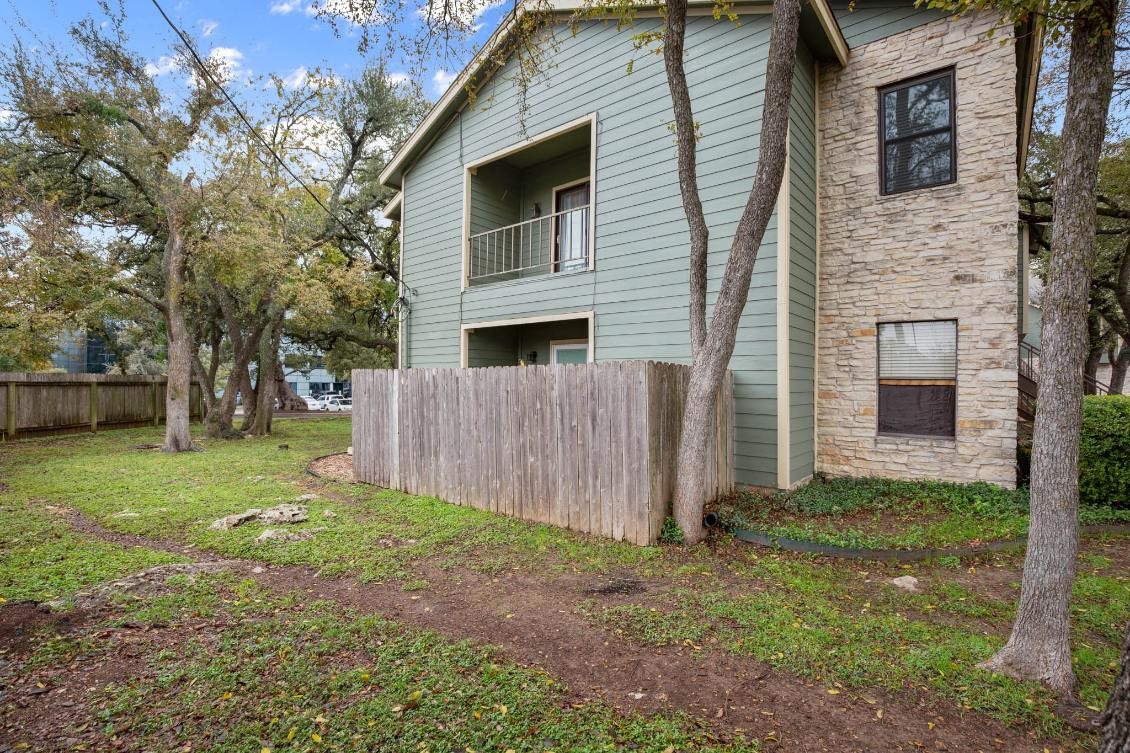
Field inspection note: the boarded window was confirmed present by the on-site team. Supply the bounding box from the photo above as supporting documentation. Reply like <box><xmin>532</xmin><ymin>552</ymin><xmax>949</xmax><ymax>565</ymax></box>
<box><xmin>878</xmin><ymin>320</ymin><xmax>957</xmax><ymax>437</ymax></box>
<box><xmin>880</xmin><ymin>70</ymin><xmax>956</xmax><ymax>194</ymax></box>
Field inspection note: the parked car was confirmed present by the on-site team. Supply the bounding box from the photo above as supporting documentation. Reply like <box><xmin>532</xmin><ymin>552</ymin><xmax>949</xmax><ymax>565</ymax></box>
<box><xmin>321</xmin><ymin>396</ymin><xmax>352</xmax><ymax>412</ymax></box>
<box><xmin>302</xmin><ymin>396</ymin><xmax>322</xmax><ymax>410</ymax></box>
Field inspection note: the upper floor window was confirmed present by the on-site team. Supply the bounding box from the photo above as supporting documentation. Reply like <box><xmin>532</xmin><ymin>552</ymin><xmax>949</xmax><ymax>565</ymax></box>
<box><xmin>879</xmin><ymin>69</ymin><xmax>955</xmax><ymax>195</ymax></box>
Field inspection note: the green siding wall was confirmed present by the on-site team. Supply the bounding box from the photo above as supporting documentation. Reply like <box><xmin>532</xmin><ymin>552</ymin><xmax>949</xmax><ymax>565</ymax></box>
<box><xmin>402</xmin><ymin>16</ymin><xmax>826</xmax><ymax>487</ymax></box>
<box><xmin>788</xmin><ymin>45</ymin><xmax>818</xmax><ymax>487</ymax></box>
<box><xmin>829</xmin><ymin>0</ymin><xmax>948</xmax><ymax>48</ymax></box>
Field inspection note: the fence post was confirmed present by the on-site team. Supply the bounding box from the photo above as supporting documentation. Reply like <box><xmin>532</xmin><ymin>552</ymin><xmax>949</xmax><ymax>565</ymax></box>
<box><xmin>4</xmin><ymin>382</ymin><xmax>13</xmax><ymax>441</ymax></box>
<box><xmin>152</xmin><ymin>382</ymin><xmax>160</xmax><ymax>427</ymax></box>
<box><xmin>89</xmin><ymin>382</ymin><xmax>99</xmax><ymax>433</ymax></box>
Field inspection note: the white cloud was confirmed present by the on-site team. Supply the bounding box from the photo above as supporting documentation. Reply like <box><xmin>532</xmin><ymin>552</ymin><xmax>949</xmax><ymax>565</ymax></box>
<box><xmin>201</xmin><ymin>20</ymin><xmax>219</xmax><ymax>37</ymax></box>
<box><xmin>386</xmin><ymin>71</ymin><xmax>410</xmax><ymax>86</ymax></box>
<box><xmin>208</xmin><ymin>46</ymin><xmax>248</xmax><ymax>82</ymax></box>
<box><xmin>283</xmin><ymin>66</ymin><xmax>309</xmax><ymax>89</ymax></box>
<box><xmin>432</xmin><ymin>68</ymin><xmax>457</xmax><ymax>95</ymax></box>
<box><xmin>270</xmin><ymin>1</ymin><xmax>305</xmax><ymax>14</ymax></box>
<box><xmin>144</xmin><ymin>55</ymin><xmax>179</xmax><ymax>77</ymax></box>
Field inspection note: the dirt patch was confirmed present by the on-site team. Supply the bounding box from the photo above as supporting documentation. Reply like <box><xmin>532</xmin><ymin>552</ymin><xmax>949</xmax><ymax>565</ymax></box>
<box><xmin>584</xmin><ymin>575</ymin><xmax>647</xmax><ymax>596</ymax></box>
<box><xmin>0</xmin><ymin>603</ymin><xmax>91</xmax><ymax>657</ymax></box>
<box><xmin>42</xmin><ymin>513</ymin><xmax>1057</xmax><ymax>753</ymax></box>
<box><xmin>0</xmin><ymin>611</ymin><xmax>226</xmax><ymax>752</ymax></box>
<box><xmin>307</xmin><ymin>452</ymin><xmax>354</xmax><ymax>482</ymax></box>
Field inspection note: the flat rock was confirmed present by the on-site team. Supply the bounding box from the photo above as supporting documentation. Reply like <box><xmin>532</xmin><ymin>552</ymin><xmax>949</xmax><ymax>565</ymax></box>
<box><xmin>46</xmin><ymin>562</ymin><xmax>237</xmax><ymax>610</ymax></box>
<box><xmin>210</xmin><ymin>509</ymin><xmax>262</xmax><ymax>530</ymax></box>
<box><xmin>258</xmin><ymin>504</ymin><xmax>309</xmax><ymax>524</ymax></box>
<box><xmin>256</xmin><ymin>527</ymin><xmax>326</xmax><ymax>544</ymax></box>
<box><xmin>890</xmin><ymin>575</ymin><xmax>920</xmax><ymax>592</ymax></box>
<box><xmin>295</xmin><ymin>494</ymin><xmax>318</xmax><ymax>502</ymax></box>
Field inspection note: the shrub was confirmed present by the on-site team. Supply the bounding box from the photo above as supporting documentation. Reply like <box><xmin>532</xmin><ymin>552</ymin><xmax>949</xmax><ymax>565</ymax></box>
<box><xmin>658</xmin><ymin>516</ymin><xmax>684</xmax><ymax>545</ymax></box>
<box><xmin>1079</xmin><ymin>395</ymin><xmax>1130</xmax><ymax>509</ymax></box>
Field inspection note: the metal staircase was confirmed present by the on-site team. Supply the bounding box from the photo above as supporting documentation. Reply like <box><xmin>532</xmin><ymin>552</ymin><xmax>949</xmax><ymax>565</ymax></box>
<box><xmin>1018</xmin><ymin>340</ymin><xmax>1110</xmax><ymax>420</ymax></box>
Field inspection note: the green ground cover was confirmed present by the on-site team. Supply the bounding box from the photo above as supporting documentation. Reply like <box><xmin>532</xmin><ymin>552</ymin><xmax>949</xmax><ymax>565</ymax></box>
<box><xmin>714</xmin><ymin>476</ymin><xmax>1130</xmax><ymax>550</ymax></box>
<box><xmin>1</xmin><ymin>419</ymin><xmax>1126</xmax><ymax>745</ymax></box>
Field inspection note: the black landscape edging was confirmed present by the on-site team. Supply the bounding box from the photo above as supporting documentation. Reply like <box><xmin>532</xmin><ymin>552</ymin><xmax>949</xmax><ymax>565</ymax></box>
<box><xmin>732</xmin><ymin>524</ymin><xmax>1130</xmax><ymax>561</ymax></box>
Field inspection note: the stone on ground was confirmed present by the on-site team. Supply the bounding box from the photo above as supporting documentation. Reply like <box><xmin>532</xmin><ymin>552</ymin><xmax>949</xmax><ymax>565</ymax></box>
<box><xmin>209</xmin><ymin>509</ymin><xmax>262</xmax><ymax>530</ymax></box>
<box><xmin>891</xmin><ymin>575</ymin><xmax>920</xmax><ymax>592</ymax></box>
<box><xmin>256</xmin><ymin>527</ymin><xmax>325</xmax><ymax>543</ymax></box>
<box><xmin>258</xmin><ymin>504</ymin><xmax>309</xmax><ymax>524</ymax></box>
<box><xmin>46</xmin><ymin>562</ymin><xmax>236</xmax><ymax>610</ymax></box>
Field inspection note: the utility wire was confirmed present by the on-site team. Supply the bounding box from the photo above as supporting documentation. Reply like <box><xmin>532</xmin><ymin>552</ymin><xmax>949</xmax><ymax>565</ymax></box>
<box><xmin>147</xmin><ymin>0</ymin><xmax>401</xmax><ymax>284</ymax></box>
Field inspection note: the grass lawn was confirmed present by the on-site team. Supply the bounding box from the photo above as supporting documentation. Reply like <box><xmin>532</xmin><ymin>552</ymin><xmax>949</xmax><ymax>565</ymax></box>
<box><xmin>0</xmin><ymin>418</ymin><xmax>1126</xmax><ymax>751</ymax></box>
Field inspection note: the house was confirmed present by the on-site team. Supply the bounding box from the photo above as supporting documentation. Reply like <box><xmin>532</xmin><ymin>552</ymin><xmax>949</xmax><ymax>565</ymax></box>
<box><xmin>51</xmin><ymin>328</ymin><xmax>117</xmax><ymax>374</ymax></box>
<box><xmin>379</xmin><ymin>0</ymin><xmax>1040</xmax><ymax>491</ymax></box>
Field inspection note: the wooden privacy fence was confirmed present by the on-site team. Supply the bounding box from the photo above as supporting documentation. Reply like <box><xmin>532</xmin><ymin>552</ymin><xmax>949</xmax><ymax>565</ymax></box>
<box><xmin>0</xmin><ymin>373</ymin><xmax>203</xmax><ymax>441</ymax></box>
<box><xmin>352</xmin><ymin>361</ymin><xmax>734</xmax><ymax>545</ymax></box>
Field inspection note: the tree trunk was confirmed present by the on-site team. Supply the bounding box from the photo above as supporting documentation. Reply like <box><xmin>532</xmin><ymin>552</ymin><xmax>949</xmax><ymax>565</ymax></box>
<box><xmin>248</xmin><ymin>318</ymin><xmax>280</xmax><ymax>436</ymax></box>
<box><xmin>668</xmin><ymin>0</ymin><xmax>801</xmax><ymax>544</ymax></box>
<box><xmin>1110</xmin><ymin>342</ymin><xmax>1129</xmax><ymax>395</ymax></box>
<box><xmin>275</xmin><ymin>356</ymin><xmax>308</xmax><ymax>411</ymax></box>
<box><xmin>978</xmin><ymin>1</ymin><xmax>1117</xmax><ymax>694</ymax></box>
<box><xmin>1099</xmin><ymin>621</ymin><xmax>1130</xmax><ymax>753</ymax></box>
<box><xmin>161</xmin><ymin>224</ymin><xmax>196</xmax><ymax>452</ymax></box>
<box><xmin>239</xmin><ymin>364</ymin><xmax>257</xmax><ymax>432</ymax></box>
<box><xmin>1085</xmin><ymin>313</ymin><xmax>1105</xmax><ymax>395</ymax></box>
<box><xmin>206</xmin><ymin>298</ymin><xmax>268</xmax><ymax>439</ymax></box>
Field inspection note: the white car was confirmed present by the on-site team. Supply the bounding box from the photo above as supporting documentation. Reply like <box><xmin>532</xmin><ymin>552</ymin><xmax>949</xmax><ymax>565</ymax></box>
<box><xmin>321</xmin><ymin>396</ymin><xmax>352</xmax><ymax>412</ymax></box>
<box><xmin>302</xmin><ymin>396</ymin><xmax>322</xmax><ymax>410</ymax></box>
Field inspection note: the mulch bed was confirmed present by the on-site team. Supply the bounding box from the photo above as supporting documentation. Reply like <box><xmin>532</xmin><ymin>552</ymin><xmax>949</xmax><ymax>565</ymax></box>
<box><xmin>307</xmin><ymin>452</ymin><xmax>355</xmax><ymax>483</ymax></box>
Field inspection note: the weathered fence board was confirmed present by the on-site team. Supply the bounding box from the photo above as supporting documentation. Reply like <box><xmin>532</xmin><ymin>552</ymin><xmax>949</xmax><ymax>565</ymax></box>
<box><xmin>0</xmin><ymin>373</ymin><xmax>202</xmax><ymax>441</ymax></box>
<box><xmin>352</xmin><ymin>361</ymin><xmax>734</xmax><ymax>545</ymax></box>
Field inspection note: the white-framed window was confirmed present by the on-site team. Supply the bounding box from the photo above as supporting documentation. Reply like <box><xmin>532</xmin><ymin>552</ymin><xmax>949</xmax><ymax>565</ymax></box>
<box><xmin>877</xmin><ymin>320</ymin><xmax>957</xmax><ymax>437</ymax></box>
<box><xmin>550</xmin><ymin>339</ymin><xmax>589</xmax><ymax>365</ymax></box>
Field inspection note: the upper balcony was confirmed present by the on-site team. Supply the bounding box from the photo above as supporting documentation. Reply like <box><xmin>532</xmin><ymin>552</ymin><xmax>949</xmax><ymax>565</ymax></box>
<box><xmin>464</xmin><ymin>118</ymin><xmax>594</xmax><ymax>288</ymax></box>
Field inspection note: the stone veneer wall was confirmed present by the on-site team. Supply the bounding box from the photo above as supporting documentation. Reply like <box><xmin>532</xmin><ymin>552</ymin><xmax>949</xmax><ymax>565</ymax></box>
<box><xmin>816</xmin><ymin>12</ymin><xmax>1019</xmax><ymax>487</ymax></box>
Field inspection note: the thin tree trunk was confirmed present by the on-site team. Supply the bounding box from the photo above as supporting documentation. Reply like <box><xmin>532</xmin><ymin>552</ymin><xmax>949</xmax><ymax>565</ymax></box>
<box><xmin>979</xmin><ymin>0</ymin><xmax>1117</xmax><ymax>694</ymax></box>
<box><xmin>248</xmin><ymin>317</ymin><xmax>281</xmax><ymax>436</ymax></box>
<box><xmin>1110</xmin><ymin>341</ymin><xmax>1129</xmax><ymax>395</ymax></box>
<box><xmin>1099</xmin><ymin>621</ymin><xmax>1130</xmax><ymax>753</ymax></box>
<box><xmin>669</xmin><ymin>0</ymin><xmax>801</xmax><ymax>544</ymax></box>
<box><xmin>1086</xmin><ymin>313</ymin><xmax>1105</xmax><ymax>395</ymax></box>
<box><xmin>206</xmin><ymin>295</ymin><xmax>268</xmax><ymax>439</ymax></box>
<box><xmin>161</xmin><ymin>223</ymin><xmax>196</xmax><ymax>452</ymax></box>
<box><xmin>239</xmin><ymin>364</ymin><xmax>257</xmax><ymax>432</ymax></box>
<box><xmin>662</xmin><ymin>0</ymin><xmax>709</xmax><ymax>360</ymax></box>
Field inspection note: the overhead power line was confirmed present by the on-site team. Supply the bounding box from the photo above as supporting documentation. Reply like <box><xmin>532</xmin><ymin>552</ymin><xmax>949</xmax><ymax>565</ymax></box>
<box><xmin>147</xmin><ymin>0</ymin><xmax>398</xmax><ymax>281</ymax></box>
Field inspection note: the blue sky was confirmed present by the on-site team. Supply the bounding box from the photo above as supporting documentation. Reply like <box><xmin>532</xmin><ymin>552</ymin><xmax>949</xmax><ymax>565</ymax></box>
<box><xmin>2</xmin><ymin>0</ymin><xmax>506</xmax><ymax>99</ymax></box>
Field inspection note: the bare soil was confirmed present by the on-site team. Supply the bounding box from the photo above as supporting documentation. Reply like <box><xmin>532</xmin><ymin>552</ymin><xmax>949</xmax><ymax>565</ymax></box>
<box><xmin>7</xmin><ymin>510</ymin><xmax>1070</xmax><ymax>753</ymax></box>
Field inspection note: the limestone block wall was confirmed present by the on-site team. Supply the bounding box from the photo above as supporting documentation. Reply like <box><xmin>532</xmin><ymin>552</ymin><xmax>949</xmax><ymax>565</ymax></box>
<box><xmin>816</xmin><ymin>12</ymin><xmax>1020</xmax><ymax>487</ymax></box>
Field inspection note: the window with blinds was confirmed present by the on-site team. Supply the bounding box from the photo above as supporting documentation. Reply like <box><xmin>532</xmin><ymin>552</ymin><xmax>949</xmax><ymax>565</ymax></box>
<box><xmin>877</xmin><ymin>320</ymin><xmax>957</xmax><ymax>437</ymax></box>
<box><xmin>879</xmin><ymin>69</ymin><xmax>956</xmax><ymax>195</ymax></box>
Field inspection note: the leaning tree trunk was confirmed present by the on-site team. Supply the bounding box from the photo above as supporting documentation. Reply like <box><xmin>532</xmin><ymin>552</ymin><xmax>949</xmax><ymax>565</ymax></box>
<box><xmin>1099</xmin><ymin>621</ymin><xmax>1130</xmax><ymax>752</ymax></box>
<box><xmin>669</xmin><ymin>0</ymin><xmax>801</xmax><ymax>544</ymax></box>
<box><xmin>161</xmin><ymin>223</ymin><xmax>196</xmax><ymax>452</ymax></box>
<box><xmin>979</xmin><ymin>1</ymin><xmax>1117</xmax><ymax>694</ymax></box>
<box><xmin>207</xmin><ymin>302</ymin><xmax>267</xmax><ymax>439</ymax></box>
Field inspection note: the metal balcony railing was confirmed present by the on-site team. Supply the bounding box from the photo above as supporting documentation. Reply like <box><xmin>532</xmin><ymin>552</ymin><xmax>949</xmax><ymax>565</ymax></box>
<box><xmin>468</xmin><ymin>205</ymin><xmax>589</xmax><ymax>284</ymax></box>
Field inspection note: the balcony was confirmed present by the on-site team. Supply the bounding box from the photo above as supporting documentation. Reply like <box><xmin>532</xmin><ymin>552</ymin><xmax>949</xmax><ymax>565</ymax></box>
<box><xmin>465</xmin><ymin>118</ymin><xmax>593</xmax><ymax>287</ymax></box>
